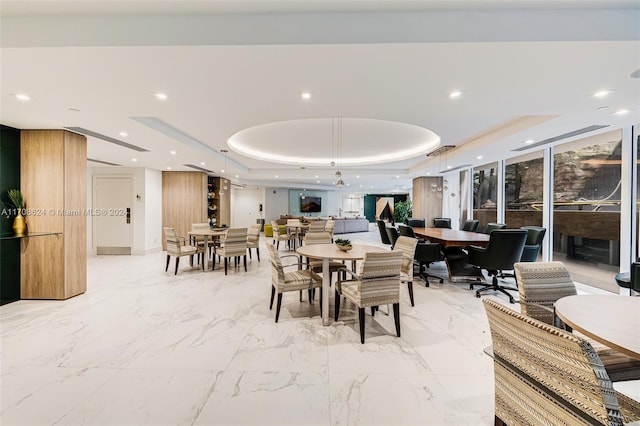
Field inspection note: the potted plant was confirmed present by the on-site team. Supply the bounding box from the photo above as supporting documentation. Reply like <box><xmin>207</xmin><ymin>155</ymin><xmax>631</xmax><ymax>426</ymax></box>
<box><xmin>334</xmin><ymin>238</ymin><xmax>352</xmax><ymax>251</ymax></box>
<box><xmin>393</xmin><ymin>199</ymin><xmax>412</xmax><ymax>224</ymax></box>
<box><xmin>7</xmin><ymin>189</ymin><xmax>26</xmax><ymax>234</ymax></box>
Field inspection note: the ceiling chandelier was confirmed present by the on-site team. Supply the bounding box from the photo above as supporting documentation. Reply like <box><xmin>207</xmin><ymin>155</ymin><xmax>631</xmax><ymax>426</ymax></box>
<box><xmin>333</xmin><ymin>117</ymin><xmax>345</xmax><ymax>188</ymax></box>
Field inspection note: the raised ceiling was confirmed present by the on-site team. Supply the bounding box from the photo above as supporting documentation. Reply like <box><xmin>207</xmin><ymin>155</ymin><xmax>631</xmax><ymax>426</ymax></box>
<box><xmin>1</xmin><ymin>1</ymin><xmax>639</xmax><ymax>193</ymax></box>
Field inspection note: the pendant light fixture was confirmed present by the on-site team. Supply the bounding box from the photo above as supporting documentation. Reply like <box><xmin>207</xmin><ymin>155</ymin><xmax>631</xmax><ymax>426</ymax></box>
<box><xmin>219</xmin><ymin>149</ymin><xmax>228</xmax><ymax>196</ymax></box>
<box><xmin>335</xmin><ymin>117</ymin><xmax>345</xmax><ymax>188</ymax></box>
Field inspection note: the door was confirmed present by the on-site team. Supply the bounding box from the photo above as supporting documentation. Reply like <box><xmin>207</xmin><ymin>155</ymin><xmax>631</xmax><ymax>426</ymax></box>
<box><xmin>94</xmin><ymin>177</ymin><xmax>132</xmax><ymax>255</ymax></box>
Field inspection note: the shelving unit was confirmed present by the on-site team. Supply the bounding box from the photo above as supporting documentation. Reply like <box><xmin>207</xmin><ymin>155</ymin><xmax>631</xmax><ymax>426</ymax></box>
<box><xmin>208</xmin><ymin>176</ymin><xmax>230</xmax><ymax>228</ymax></box>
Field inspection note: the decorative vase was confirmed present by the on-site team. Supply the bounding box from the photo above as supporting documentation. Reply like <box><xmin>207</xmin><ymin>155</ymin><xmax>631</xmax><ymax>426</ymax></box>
<box><xmin>12</xmin><ymin>211</ymin><xmax>26</xmax><ymax>235</ymax></box>
<box><xmin>336</xmin><ymin>244</ymin><xmax>352</xmax><ymax>252</ymax></box>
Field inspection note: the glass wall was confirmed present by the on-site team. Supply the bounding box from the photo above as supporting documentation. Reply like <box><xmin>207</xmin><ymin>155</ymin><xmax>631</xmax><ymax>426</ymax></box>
<box><xmin>505</xmin><ymin>152</ymin><xmax>543</xmax><ymax>228</ymax></box>
<box><xmin>637</xmin><ymin>125</ymin><xmax>639</xmax><ymax>260</ymax></box>
<box><xmin>553</xmin><ymin>129</ymin><xmax>622</xmax><ymax>291</ymax></box>
<box><xmin>473</xmin><ymin>162</ymin><xmax>498</xmax><ymax>232</ymax></box>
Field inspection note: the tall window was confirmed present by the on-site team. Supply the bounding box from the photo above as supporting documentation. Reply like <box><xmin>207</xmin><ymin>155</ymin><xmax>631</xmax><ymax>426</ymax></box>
<box><xmin>553</xmin><ymin>129</ymin><xmax>622</xmax><ymax>292</ymax></box>
<box><xmin>505</xmin><ymin>152</ymin><xmax>543</xmax><ymax>228</ymax></box>
<box><xmin>473</xmin><ymin>162</ymin><xmax>498</xmax><ymax>232</ymax></box>
<box><xmin>459</xmin><ymin>169</ymin><xmax>470</xmax><ymax>228</ymax></box>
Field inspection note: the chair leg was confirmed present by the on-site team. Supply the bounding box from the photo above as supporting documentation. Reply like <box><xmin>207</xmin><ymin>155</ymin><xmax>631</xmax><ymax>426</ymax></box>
<box><xmin>248</xmin><ymin>248</ymin><xmax>252</xmax><ymax>259</ymax></box>
<box><xmin>174</xmin><ymin>257</ymin><xmax>179</xmax><ymax>275</ymax></box>
<box><xmin>495</xmin><ymin>416</ymin><xmax>506</xmax><ymax>426</ymax></box>
<box><xmin>243</xmin><ymin>255</ymin><xmax>247</xmax><ymax>272</ymax></box>
<box><xmin>407</xmin><ymin>281</ymin><xmax>415</xmax><ymax>306</ymax></box>
<box><xmin>319</xmin><ymin>289</ymin><xmax>323</xmax><ymax>318</ymax></box>
<box><xmin>370</xmin><ymin>306</ymin><xmax>376</xmax><ymax>317</ymax></box>
<box><xmin>269</xmin><ymin>286</ymin><xmax>276</xmax><ymax>309</ymax></box>
<box><xmin>224</xmin><ymin>258</ymin><xmax>228</xmax><ymax>275</ymax></box>
<box><xmin>334</xmin><ymin>289</ymin><xmax>341</xmax><ymax>321</ymax></box>
<box><xmin>358</xmin><ymin>308</ymin><xmax>366</xmax><ymax>344</ymax></box>
<box><xmin>393</xmin><ymin>303</ymin><xmax>401</xmax><ymax>337</ymax></box>
<box><xmin>165</xmin><ymin>255</ymin><xmax>170</xmax><ymax>272</ymax></box>
<box><xmin>276</xmin><ymin>241</ymin><xmax>280</xmax><ymax>250</ymax></box>
<box><xmin>308</xmin><ymin>289</ymin><xmax>314</xmax><ymax>304</ymax></box>
<box><xmin>300</xmin><ymin>290</ymin><xmax>303</xmax><ymax>302</ymax></box>
<box><xmin>275</xmin><ymin>293</ymin><xmax>283</xmax><ymax>323</ymax></box>
<box><xmin>256</xmin><ymin>248</ymin><xmax>260</xmax><ymax>261</ymax></box>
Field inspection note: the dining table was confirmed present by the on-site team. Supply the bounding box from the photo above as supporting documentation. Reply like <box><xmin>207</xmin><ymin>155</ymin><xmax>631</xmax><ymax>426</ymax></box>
<box><xmin>286</xmin><ymin>223</ymin><xmax>309</xmax><ymax>250</ymax></box>
<box><xmin>187</xmin><ymin>228</ymin><xmax>228</xmax><ymax>271</ymax></box>
<box><xmin>555</xmin><ymin>295</ymin><xmax>640</xmax><ymax>360</ymax></box>
<box><xmin>296</xmin><ymin>243</ymin><xmax>388</xmax><ymax>326</ymax></box>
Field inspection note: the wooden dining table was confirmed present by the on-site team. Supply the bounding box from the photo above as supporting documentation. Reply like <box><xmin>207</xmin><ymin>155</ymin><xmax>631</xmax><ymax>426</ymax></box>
<box><xmin>411</xmin><ymin>227</ymin><xmax>490</xmax><ymax>247</ymax></box>
<box><xmin>296</xmin><ymin>243</ymin><xmax>388</xmax><ymax>326</ymax></box>
<box><xmin>555</xmin><ymin>295</ymin><xmax>640</xmax><ymax>360</ymax></box>
<box><xmin>187</xmin><ymin>228</ymin><xmax>227</xmax><ymax>271</ymax></box>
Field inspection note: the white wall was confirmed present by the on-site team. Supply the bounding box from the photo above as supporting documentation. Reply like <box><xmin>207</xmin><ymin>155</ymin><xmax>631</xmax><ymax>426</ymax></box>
<box><xmin>441</xmin><ymin>172</ymin><xmax>461</xmax><ymax>230</ymax></box>
<box><xmin>144</xmin><ymin>168</ymin><xmax>162</xmax><ymax>252</ymax></box>
<box><xmin>264</xmin><ymin>187</ymin><xmax>290</xmax><ymax>223</ymax></box>
<box><xmin>326</xmin><ymin>191</ymin><xmax>342</xmax><ymax>216</ymax></box>
<box><xmin>231</xmin><ymin>187</ymin><xmax>264</xmax><ymax>228</ymax></box>
<box><xmin>89</xmin><ymin>167</ymin><xmax>161</xmax><ymax>255</ymax></box>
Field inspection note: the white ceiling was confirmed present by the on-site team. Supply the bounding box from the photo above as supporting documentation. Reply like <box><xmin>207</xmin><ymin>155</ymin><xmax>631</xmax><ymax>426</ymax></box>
<box><xmin>1</xmin><ymin>1</ymin><xmax>639</xmax><ymax>193</ymax></box>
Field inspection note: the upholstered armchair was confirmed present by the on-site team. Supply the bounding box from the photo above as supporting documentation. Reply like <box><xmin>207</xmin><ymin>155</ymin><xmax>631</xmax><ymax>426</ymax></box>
<box><xmin>467</xmin><ymin>229</ymin><xmax>527</xmax><ymax>303</ymax></box>
<box><xmin>266</xmin><ymin>244</ymin><xmax>322</xmax><ymax>323</ymax></box>
<box><xmin>483</xmin><ymin>299</ymin><xmax>640</xmax><ymax>426</ymax></box>
<box><xmin>334</xmin><ymin>251</ymin><xmax>403</xmax><ymax>344</ymax></box>
<box><xmin>392</xmin><ymin>236</ymin><xmax>419</xmax><ymax>306</ymax></box>
<box><xmin>247</xmin><ymin>223</ymin><xmax>261</xmax><ymax>261</ymax></box>
<box><xmin>163</xmin><ymin>227</ymin><xmax>202</xmax><ymax>275</ymax></box>
<box><xmin>514</xmin><ymin>261</ymin><xmax>640</xmax><ymax>382</ymax></box>
<box><xmin>271</xmin><ymin>220</ymin><xmax>295</xmax><ymax>250</ymax></box>
<box><xmin>213</xmin><ymin>228</ymin><xmax>248</xmax><ymax>275</ymax></box>
<box><xmin>308</xmin><ymin>220</ymin><xmax>327</xmax><ymax>232</ymax></box>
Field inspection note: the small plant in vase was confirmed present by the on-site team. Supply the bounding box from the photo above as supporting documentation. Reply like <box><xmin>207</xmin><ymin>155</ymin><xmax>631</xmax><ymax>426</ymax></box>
<box><xmin>7</xmin><ymin>189</ymin><xmax>26</xmax><ymax>235</ymax></box>
<box><xmin>335</xmin><ymin>238</ymin><xmax>352</xmax><ymax>251</ymax></box>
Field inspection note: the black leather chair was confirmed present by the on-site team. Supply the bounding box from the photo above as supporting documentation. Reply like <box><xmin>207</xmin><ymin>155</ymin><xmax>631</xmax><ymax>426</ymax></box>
<box><xmin>386</xmin><ymin>226</ymin><xmax>399</xmax><ymax>249</ymax></box>
<box><xmin>483</xmin><ymin>222</ymin><xmax>507</xmax><ymax>234</ymax></box>
<box><xmin>433</xmin><ymin>217</ymin><xmax>451</xmax><ymax>229</ymax></box>
<box><xmin>415</xmin><ymin>241</ymin><xmax>445</xmax><ymax>286</ymax></box>
<box><xmin>468</xmin><ymin>229</ymin><xmax>527</xmax><ymax>303</ymax></box>
<box><xmin>461</xmin><ymin>219</ymin><xmax>480</xmax><ymax>232</ymax></box>
<box><xmin>519</xmin><ymin>226</ymin><xmax>546</xmax><ymax>262</ymax></box>
<box><xmin>398</xmin><ymin>223</ymin><xmax>425</xmax><ymax>244</ymax></box>
<box><xmin>631</xmin><ymin>261</ymin><xmax>640</xmax><ymax>293</ymax></box>
<box><xmin>406</xmin><ymin>218</ymin><xmax>426</xmax><ymax>228</ymax></box>
<box><xmin>377</xmin><ymin>220</ymin><xmax>392</xmax><ymax>245</ymax></box>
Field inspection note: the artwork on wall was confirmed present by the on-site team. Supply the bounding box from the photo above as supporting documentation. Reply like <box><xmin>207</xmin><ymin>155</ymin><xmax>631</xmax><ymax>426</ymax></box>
<box><xmin>376</xmin><ymin>197</ymin><xmax>394</xmax><ymax>221</ymax></box>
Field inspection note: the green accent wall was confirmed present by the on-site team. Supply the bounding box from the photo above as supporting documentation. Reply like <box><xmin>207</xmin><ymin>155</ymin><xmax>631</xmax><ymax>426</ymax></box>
<box><xmin>0</xmin><ymin>125</ymin><xmax>21</xmax><ymax>304</ymax></box>
<box><xmin>363</xmin><ymin>194</ymin><xmax>408</xmax><ymax>223</ymax></box>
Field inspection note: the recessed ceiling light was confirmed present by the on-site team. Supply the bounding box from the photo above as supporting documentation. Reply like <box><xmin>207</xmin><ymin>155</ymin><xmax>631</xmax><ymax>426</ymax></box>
<box><xmin>170</xmin><ymin>150</ymin><xmax>176</xmax><ymax>155</ymax></box>
<box><xmin>200</xmin><ymin>162</ymin><xmax>205</xmax><ymax>166</ymax></box>
<box><xmin>524</xmin><ymin>139</ymin><xmax>534</xmax><ymax>144</ymax></box>
<box><xmin>613</xmin><ymin>109</ymin><xmax>629</xmax><ymax>116</ymax></box>
<box><xmin>155</xmin><ymin>92</ymin><xmax>169</xmax><ymax>101</ymax></box>
<box><xmin>167</xmin><ymin>166</ymin><xmax>172</xmax><ymax>170</ymax></box>
<box><xmin>300</xmin><ymin>91</ymin><xmax>312</xmax><ymax>100</ymax></box>
<box><xmin>131</xmin><ymin>158</ymin><xmax>138</xmax><ymax>162</ymax></box>
<box><xmin>426</xmin><ymin>172</ymin><xmax>431</xmax><ymax>176</ymax></box>
<box><xmin>356</xmin><ymin>175</ymin><xmax>360</xmax><ymax>179</ymax></box>
<box><xmin>316</xmin><ymin>180</ymin><xmax>320</xmax><ymax>183</ymax></box>
<box><xmin>120</xmin><ymin>131</ymin><xmax>128</xmax><ymax>137</ymax></box>
<box><xmin>592</xmin><ymin>90</ymin><xmax>613</xmax><ymax>98</ymax></box>
<box><xmin>359</xmin><ymin>184</ymin><xmax>362</xmax><ymax>187</ymax></box>
<box><xmin>235</xmin><ymin>174</ymin><xmax>239</xmax><ymax>178</ymax></box>
<box><xmin>396</xmin><ymin>175</ymin><xmax>400</xmax><ymax>178</ymax></box>
<box><xmin>449</xmin><ymin>90</ymin><xmax>462</xmax><ymax>99</ymax></box>
<box><xmin>275</xmin><ymin>175</ymin><xmax>279</xmax><ymax>178</ymax></box>
<box><xmin>68</xmin><ymin>107</ymin><xmax>80</xmax><ymax>112</ymax></box>
<box><xmin>15</xmin><ymin>93</ymin><xmax>30</xmax><ymax>101</ymax></box>
<box><xmin>447</xmin><ymin>165</ymin><xmax>452</xmax><ymax>169</ymax></box>
<box><xmin>477</xmin><ymin>155</ymin><xmax>483</xmax><ymax>160</ymax></box>
<box><xmin>221</xmin><ymin>169</ymin><xmax>225</xmax><ymax>173</ymax></box>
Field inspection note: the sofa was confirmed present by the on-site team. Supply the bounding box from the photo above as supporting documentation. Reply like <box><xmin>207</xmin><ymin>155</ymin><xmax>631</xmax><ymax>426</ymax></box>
<box><xmin>331</xmin><ymin>217</ymin><xmax>369</xmax><ymax>234</ymax></box>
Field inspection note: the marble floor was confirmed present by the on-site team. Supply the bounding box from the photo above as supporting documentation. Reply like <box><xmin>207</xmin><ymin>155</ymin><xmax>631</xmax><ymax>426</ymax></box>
<box><xmin>1</xmin><ymin>228</ymin><xmax>637</xmax><ymax>425</ymax></box>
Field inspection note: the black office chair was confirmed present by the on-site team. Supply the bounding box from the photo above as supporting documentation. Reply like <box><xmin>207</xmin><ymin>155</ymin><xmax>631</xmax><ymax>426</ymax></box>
<box><xmin>433</xmin><ymin>217</ymin><xmax>451</xmax><ymax>229</ymax></box>
<box><xmin>406</xmin><ymin>218</ymin><xmax>426</xmax><ymax>228</ymax></box>
<box><xmin>386</xmin><ymin>226</ymin><xmax>399</xmax><ymax>249</ymax></box>
<box><xmin>468</xmin><ymin>229</ymin><xmax>527</xmax><ymax>303</ymax></box>
<box><xmin>461</xmin><ymin>220</ymin><xmax>480</xmax><ymax>232</ymax></box>
<box><xmin>377</xmin><ymin>220</ymin><xmax>392</xmax><ymax>245</ymax></box>
<box><xmin>631</xmin><ymin>261</ymin><xmax>640</xmax><ymax>293</ymax></box>
<box><xmin>519</xmin><ymin>226</ymin><xmax>546</xmax><ymax>262</ymax></box>
<box><xmin>483</xmin><ymin>222</ymin><xmax>506</xmax><ymax>234</ymax></box>
<box><xmin>414</xmin><ymin>241</ymin><xmax>445</xmax><ymax>286</ymax></box>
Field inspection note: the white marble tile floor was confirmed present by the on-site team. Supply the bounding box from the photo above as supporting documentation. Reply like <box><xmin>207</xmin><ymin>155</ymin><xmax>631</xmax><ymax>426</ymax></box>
<box><xmin>1</xmin><ymin>228</ymin><xmax>636</xmax><ymax>425</ymax></box>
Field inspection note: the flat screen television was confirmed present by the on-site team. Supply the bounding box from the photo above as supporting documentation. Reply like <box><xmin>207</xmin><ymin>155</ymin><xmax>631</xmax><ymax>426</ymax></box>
<box><xmin>300</xmin><ymin>196</ymin><xmax>322</xmax><ymax>213</ymax></box>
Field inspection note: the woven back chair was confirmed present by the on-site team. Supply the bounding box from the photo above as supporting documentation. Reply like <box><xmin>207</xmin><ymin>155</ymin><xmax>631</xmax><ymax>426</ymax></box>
<box><xmin>271</xmin><ymin>220</ymin><xmax>294</xmax><ymax>249</ymax></box>
<box><xmin>483</xmin><ymin>299</ymin><xmax>640</xmax><ymax>426</ymax></box>
<box><xmin>308</xmin><ymin>221</ymin><xmax>326</xmax><ymax>232</ymax></box>
<box><xmin>163</xmin><ymin>227</ymin><xmax>201</xmax><ymax>275</ymax></box>
<box><xmin>266</xmin><ymin>243</ymin><xmax>322</xmax><ymax>322</ymax></box>
<box><xmin>213</xmin><ymin>228</ymin><xmax>248</xmax><ymax>275</ymax></box>
<box><xmin>324</xmin><ymin>220</ymin><xmax>335</xmax><ymax>242</ymax></box>
<box><xmin>335</xmin><ymin>250</ymin><xmax>403</xmax><ymax>343</ymax></box>
<box><xmin>247</xmin><ymin>223</ymin><xmax>261</xmax><ymax>261</ymax></box>
<box><xmin>392</xmin><ymin>236</ymin><xmax>419</xmax><ymax>306</ymax></box>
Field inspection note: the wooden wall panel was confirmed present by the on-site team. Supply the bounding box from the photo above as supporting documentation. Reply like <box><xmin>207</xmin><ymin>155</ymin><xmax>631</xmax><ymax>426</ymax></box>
<box><xmin>20</xmin><ymin>130</ymin><xmax>87</xmax><ymax>300</ymax></box>
<box><xmin>412</xmin><ymin>177</ymin><xmax>443</xmax><ymax>226</ymax></box>
<box><xmin>162</xmin><ymin>171</ymin><xmax>207</xmax><ymax>249</ymax></box>
<box><xmin>64</xmin><ymin>132</ymin><xmax>87</xmax><ymax>298</ymax></box>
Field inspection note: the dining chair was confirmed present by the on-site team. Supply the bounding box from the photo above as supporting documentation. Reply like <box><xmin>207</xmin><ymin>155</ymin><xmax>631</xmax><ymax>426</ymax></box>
<box><xmin>468</xmin><ymin>229</ymin><xmax>527</xmax><ymax>303</ymax></box>
<box><xmin>483</xmin><ymin>299</ymin><xmax>640</xmax><ymax>426</ymax></box>
<box><xmin>271</xmin><ymin>220</ymin><xmax>295</xmax><ymax>250</ymax></box>
<box><xmin>514</xmin><ymin>261</ymin><xmax>640</xmax><ymax>382</ymax></box>
<box><xmin>213</xmin><ymin>227</ymin><xmax>248</xmax><ymax>275</ymax></box>
<box><xmin>519</xmin><ymin>226</ymin><xmax>546</xmax><ymax>262</ymax></box>
<box><xmin>324</xmin><ymin>220</ymin><xmax>335</xmax><ymax>242</ymax></box>
<box><xmin>406</xmin><ymin>218</ymin><xmax>426</xmax><ymax>228</ymax></box>
<box><xmin>163</xmin><ymin>227</ymin><xmax>202</xmax><ymax>275</ymax></box>
<box><xmin>286</xmin><ymin>218</ymin><xmax>304</xmax><ymax>246</ymax></box>
<box><xmin>266</xmin><ymin>243</ymin><xmax>322</xmax><ymax>323</ymax></box>
<box><xmin>392</xmin><ymin>236</ymin><xmax>419</xmax><ymax>306</ymax></box>
<box><xmin>385</xmin><ymin>225</ymin><xmax>399</xmax><ymax>249</ymax></box>
<box><xmin>334</xmin><ymin>250</ymin><xmax>403</xmax><ymax>344</ymax></box>
<box><xmin>461</xmin><ymin>219</ymin><xmax>480</xmax><ymax>232</ymax></box>
<box><xmin>247</xmin><ymin>223</ymin><xmax>261</xmax><ymax>261</ymax></box>
<box><xmin>483</xmin><ymin>222</ymin><xmax>507</xmax><ymax>234</ymax></box>
<box><xmin>432</xmin><ymin>217</ymin><xmax>451</xmax><ymax>229</ymax></box>
<box><xmin>308</xmin><ymin>220</ymin><xmax>326</xmax><ymax>232</ymax></box>
<box><xmin>190</xmin><ymin>222</ymin><xmax>211</xmax><ymax>264</ymax></box>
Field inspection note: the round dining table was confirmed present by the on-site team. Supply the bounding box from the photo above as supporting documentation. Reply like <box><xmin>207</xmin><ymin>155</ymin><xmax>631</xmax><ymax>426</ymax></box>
<box><xmin>296</xmin><ymin>243</ymin><xmax>388</xmax><ymax>326</ymax></box>
<box><xmin>187</xmin><ymin>228</ymin><xmax>227</xmax><ymax>271</ymax></box>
